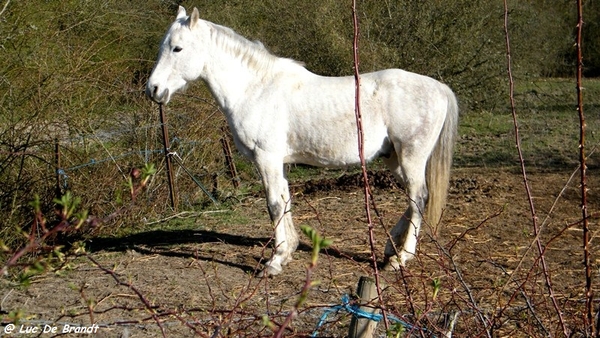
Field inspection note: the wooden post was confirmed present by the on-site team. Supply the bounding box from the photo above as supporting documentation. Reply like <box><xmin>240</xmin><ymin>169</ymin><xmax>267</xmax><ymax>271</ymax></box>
<box><xmin>349</xmin><ymin>276</ymin><xmax>382</xmax><ymax>338</ymax></box>
<box><xmin>54</xmin><ymin>138</ymin><xmax>62</xmax><ymax>199</ymax></box>
<box><xmin>220</xmin><ymin>127</ymin><xmax>240</xmax><ymax>189</ymax></box>
<box><xmin>159</xmin><ymin>104</ymin><xmax>177</xmax><ymax>210</ymax></box>
<box><xmin>440</xmin><ymin>311</ymin><xmax>460</xmax><ymax>338</ymax></box>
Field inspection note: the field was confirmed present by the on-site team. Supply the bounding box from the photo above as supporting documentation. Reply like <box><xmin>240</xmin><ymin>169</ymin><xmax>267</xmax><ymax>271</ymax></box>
<box><xmin>1</xmin><ymin>77</ymin><xmax>599</xmax><ymax>337</ymax></box>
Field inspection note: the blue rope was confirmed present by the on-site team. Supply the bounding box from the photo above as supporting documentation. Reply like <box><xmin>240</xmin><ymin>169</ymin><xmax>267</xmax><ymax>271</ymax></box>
<box><xmin>311</xmin><ymin>294</ymin><xmax>428</xmax><ymax>337</ymax></box>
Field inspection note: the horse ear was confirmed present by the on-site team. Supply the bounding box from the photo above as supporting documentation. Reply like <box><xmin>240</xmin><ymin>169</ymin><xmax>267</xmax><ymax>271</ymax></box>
<box><xmin>176</xmin><ymin>6</ymin><xmax>187</xmax><ymax>20</ymax></box>
<box><xmin>189</xmin><ymin>7</ymin><xmax>200</xmax><ymax>29</ymax></box>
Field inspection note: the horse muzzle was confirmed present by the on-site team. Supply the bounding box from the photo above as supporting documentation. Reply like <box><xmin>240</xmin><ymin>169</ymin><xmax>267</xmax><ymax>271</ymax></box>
<box><xmin>146</xmin><ymin>84</ymin><xmax>170</xmax><ymax>104</ymax></box>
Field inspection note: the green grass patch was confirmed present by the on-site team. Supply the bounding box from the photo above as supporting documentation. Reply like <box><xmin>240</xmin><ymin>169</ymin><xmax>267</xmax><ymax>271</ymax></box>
<box><xmin>456</xmin><ymin>78</ymin><xmax>599</xmax><ymax>169</ymax></box>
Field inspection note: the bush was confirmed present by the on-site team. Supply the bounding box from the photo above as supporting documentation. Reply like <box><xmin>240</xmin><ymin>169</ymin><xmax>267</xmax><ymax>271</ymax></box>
<box><xmin>0</xmin><ymin>1</ymin><xmax>174</xmax><ymax>245</ymax></box>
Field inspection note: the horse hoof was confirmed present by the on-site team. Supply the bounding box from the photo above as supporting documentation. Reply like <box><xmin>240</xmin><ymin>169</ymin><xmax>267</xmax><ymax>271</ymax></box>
<box><xmin>399</xmin><ymin>251</ymin><xmax>415</xmax><ymax>266</ymax></box>
<box><xmin>383</xmin><ymin>255</ymin><xmax>401</xmax><ymax>271</ymax></box>
<box><xmin>257</xmin><ymin>263</ymin><xmax>283</xmax><ymax>277</ymax></box>
<box><xmin>282</xmin><ymin>254</ymin><xmax>294</xmax><ymax>266</ymax></box>
<box><xmin>383</xmin><ymin>252</ymin><xmax>415</xmax><ymax>271</ymax></box>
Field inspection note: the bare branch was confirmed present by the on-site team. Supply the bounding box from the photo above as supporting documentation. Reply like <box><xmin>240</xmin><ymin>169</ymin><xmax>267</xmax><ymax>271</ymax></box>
<box><xmin>351</xmin><ymin>0</ymin><xmax>389</xmax><ymax>331</ymax></box>
<box><xmin>503</xmin><ymin>1</ymin><xmax>568</xmax><ymax>336</ymax></box>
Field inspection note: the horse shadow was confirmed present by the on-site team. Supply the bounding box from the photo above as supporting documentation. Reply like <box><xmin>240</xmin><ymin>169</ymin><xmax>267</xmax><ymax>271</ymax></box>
<box><xmin>85</xmin><ymin>229</ymin><xmax>373</xmax><ymax>274</ymax></box>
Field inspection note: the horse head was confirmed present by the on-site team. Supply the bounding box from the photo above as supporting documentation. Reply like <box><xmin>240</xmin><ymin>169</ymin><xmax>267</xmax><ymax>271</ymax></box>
<box><xmin>146</xmin><ymin>6</ymin><xmax>206</xmax><ymax>104</ymax></box>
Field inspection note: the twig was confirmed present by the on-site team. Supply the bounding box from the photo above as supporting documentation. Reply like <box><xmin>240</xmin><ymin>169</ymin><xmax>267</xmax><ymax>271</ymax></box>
<box><xmin>446</xmin><ymin>206</ymin><xmax>504</xmax><ymax>252</ymax></box>
<box><xmin>434</xmin><ymin>236</ymin><xmax>492</xmax><ymax>337</ymax></box>
<box><xmin>0</xmin><ymin>0</ymin><xmax>10</xmax><ymax>18</ymax></box>
<box><xmin>272</xmin><ymin>264</ymin><xmax>314</xmax><ymax>338</ymax></box>
<box><xmin>144</xmin><ymin>210</ymin><xmax>228</xmax><ymax>225</ymax></box>
<box><xmin>85</xmin><ymin>254</ymin><xmax>168</xmax><ymax>338</ymax></box>
<box><xmin>540</xmin><ymin>164</ymin><xmax>581</xmax><ymax>229</ymax></box>
<box><xmin>502</xmin><ymin>1</ymin><xmax>568</xmax><ymax>336</ymax></box>
<box><xmin>85</xmin><ymin>254</ymin><xmax>210</xmax><ymax>338</ymax></box>
<box><xmin>1</xmin><ymin>212</ymin><xmax>73</xmax><ymax>275</ymax></box>
<box><xmin>490</xmin><ymin>261</ymin><xmax>549</xmax><ymax>336</ymax></box>
<box><xmin>272</xmin><ymin>226</ymin><xmax>330</xmax><ymax>337</ymax></box>
<box><xmin>351</xmin><ymin>0</ymin><xmax>389</xmax><ymax>331</ymax></box>
<box><xmin>575</xmin><ymin>0</ymin><xmax>594</xmax><ymax>335</ymax></box>
<box><xmin>79</xmin><ymin>283</ymin><xmax>95</xmax><ymax>325</ymax></box>
<box><xmin>499</xmin><ymin>165</ymin><xmax>579</xmax><ymax>301</ymax></box>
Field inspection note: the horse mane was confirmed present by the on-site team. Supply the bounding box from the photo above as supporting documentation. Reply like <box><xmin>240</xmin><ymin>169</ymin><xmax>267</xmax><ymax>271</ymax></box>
<box><xmin>208</xmin><ymin>22</ymin><xmax>304</xmax><ymax>74</ymax></box>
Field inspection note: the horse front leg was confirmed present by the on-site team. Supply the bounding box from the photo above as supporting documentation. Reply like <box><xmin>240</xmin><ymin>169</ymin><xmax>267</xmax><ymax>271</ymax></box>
<box><xmin>256</xmin><ymin>161</ymin><xmax>299</xmax><ymax>277</ymax></box>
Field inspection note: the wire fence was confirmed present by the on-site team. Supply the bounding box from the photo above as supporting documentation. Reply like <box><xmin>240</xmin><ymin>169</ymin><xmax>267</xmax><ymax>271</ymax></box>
<box><xmin>0</xmin><ymin>101</ymin><xmax>243</xmax><ymax>228</ymax></box>
<box><xmin>51</xmin><ymin>112</ymin><xmax>239</xmax><ymax>213</ymax></box>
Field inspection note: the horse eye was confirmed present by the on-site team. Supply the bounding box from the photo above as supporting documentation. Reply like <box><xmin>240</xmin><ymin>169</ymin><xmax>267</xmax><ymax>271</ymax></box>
<box><xmin>173</xmin><ymin>46</ymin><xmax>183</xmax><ymax>53</ymax></box>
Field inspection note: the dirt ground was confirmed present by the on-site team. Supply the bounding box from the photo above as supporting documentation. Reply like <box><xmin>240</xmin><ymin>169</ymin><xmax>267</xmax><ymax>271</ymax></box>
<box><xmin>1</xmin><ymin>167</ymin><xmax>598</xmax><ymax>337</ymax></box>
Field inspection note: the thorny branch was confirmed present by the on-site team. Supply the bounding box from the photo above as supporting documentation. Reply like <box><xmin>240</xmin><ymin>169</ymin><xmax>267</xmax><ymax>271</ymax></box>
<box><xmin>503</xmin><ymin>1</ymin><xmax>568</xmax><ymax>336</ymax></box>
<box><xmin>351</xmin><ymin>0</ymin><xmax>389</xmax><ymax>331</ymax></box>
<box><xmin>85</xmin><ymin>254</ymin><xmax>167</xmax><ymax>337</ymax></box>
<box><xmin>575</xmin><ymin>0</ymin><xmax>594</xmax><ymax>335</ymax></box>
<box><xmin>85</xmin><ymin>254</ymin><xmax>209</xmax><ymax>338</ymax></box>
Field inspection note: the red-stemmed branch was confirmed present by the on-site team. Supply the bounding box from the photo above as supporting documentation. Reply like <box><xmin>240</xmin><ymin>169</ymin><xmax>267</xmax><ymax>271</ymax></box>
<box><xmin>351</xmin><ymin>0</ymin><xmax>389</xmax><ymax>332</ymax></box>
<box><xmin>575</xmin><ymin>0</ymin><xmax>594</xmax><ymax>335</ymax></box>
<box><xmin>502</xmin><ymin>1</ymin><xmax>568</xmax><ymax>336</ymax></box>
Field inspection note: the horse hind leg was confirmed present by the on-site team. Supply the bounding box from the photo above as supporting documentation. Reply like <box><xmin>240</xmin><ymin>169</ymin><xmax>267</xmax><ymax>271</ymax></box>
<box><xmin>383</xmin><ymin>153</ymin><xmax>428</xmax><ymax>270</ymax></box>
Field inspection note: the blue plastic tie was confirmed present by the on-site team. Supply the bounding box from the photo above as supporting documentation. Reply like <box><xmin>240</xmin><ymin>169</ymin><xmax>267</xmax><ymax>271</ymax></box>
<box><xmin>311</xmin><ymin>294</ymin><xmax>428</xmax><ymax>337</ymax></box>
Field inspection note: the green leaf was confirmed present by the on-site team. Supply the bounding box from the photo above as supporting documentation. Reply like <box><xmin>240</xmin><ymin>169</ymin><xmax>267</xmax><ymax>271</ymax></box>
<box><xmin>320</xmin><ymin>238</ymin><xmax>333</xmax><ymax>248</ymax></box>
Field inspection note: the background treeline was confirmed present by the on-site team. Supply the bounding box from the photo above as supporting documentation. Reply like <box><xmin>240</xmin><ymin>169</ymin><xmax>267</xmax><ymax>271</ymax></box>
<box><xmin>0</xmin><ymin>0</ymin><xmax>596</xmax><ymax>245</ymax></box>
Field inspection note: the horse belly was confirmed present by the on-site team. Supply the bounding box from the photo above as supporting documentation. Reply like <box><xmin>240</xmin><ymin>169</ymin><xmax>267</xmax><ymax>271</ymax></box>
<box><xmin>284</xmin><ymin>120</ymin><xmax>390</xmax><ymax>167</ymax></box>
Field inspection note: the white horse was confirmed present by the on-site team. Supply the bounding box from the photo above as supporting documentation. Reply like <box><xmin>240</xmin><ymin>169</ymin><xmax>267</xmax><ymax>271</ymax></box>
<box><xmin>146</xmin><ymin>6</ymin><xmax>458</xmax><ymax>276</ymax></box>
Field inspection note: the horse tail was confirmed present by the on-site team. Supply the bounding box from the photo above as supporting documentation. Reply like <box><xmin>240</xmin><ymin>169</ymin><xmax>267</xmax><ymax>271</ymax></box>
<box><xmin>426</xmin><ymin>85</ymin><xmax>458</xmax><ymax>227</ymax></box>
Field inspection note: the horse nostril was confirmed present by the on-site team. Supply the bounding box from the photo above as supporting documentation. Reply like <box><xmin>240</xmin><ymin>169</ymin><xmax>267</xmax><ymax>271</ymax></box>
<box><xmin>152</xmin><ymin>86</ymin><xmax>158</xmax><ymax>95</ymax></box>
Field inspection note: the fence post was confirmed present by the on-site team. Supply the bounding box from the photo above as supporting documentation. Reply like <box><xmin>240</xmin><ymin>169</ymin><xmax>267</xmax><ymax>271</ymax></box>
<box><xmin>348</xmin><ymin>276</ymin><xmax>382</xmax><ymax>338</ymax></box>
<box><xmin>54</xmin><ymin>138</ymin><xmax>62</xmax><ymax>200</ymax></box>
<box><xmin>159</xmin><ymin>104</ymin><xmax>177</xmax><ymax>210</ymax></box>
<box><xmin>220</xmin><ymin>127</ymin><xmax>240</xmax><ymax>189</ymax></box>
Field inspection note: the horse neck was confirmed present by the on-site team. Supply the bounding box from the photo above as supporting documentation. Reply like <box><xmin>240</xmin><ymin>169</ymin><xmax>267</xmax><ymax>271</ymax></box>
<box><xmin>200</xmin><ymin>23</ymin><xmax>280</xmax><ymax>113</ymax></box>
